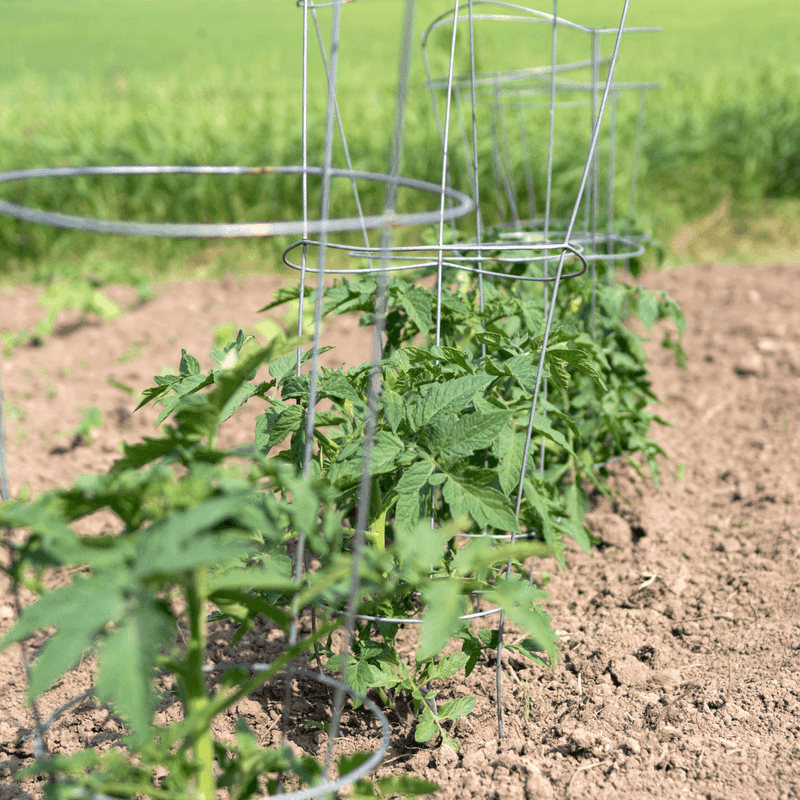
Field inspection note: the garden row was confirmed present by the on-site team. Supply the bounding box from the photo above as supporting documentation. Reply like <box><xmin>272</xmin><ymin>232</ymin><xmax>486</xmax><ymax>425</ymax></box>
<box><xmin>0</xmin><ymin>253</ymin><xmax>684</xmax><ymax>798</ymax></box>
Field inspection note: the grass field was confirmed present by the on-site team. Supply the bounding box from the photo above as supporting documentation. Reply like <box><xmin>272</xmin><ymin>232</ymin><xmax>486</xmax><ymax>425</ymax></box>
<box><xmin>4</xmin><ymin>0</ymin><xmax>799</xmax><ymax>85</ymax></box>
<box><xmin>1</xmin><ymin>0</ymin><xmax>799</xmax><ymax>282</ymax></box>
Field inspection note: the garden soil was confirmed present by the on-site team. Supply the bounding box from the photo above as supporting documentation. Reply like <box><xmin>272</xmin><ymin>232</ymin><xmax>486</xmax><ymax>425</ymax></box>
<box><xmin>1</xmin><ymin>261</ymin><xmax>799</xmax><ymax>799</ymax></box>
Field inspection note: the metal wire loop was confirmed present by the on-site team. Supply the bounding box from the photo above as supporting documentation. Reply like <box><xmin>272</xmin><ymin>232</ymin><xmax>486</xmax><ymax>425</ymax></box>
<box><xmin>0</xmin><ymin>165</ymin><xmax>474</xmax><ymax>238</ymax></box>
<box><xmin>498</xmin><ymin>229</ymin><xmax>647</xmax><ymax>263</ymax></box>
<box><xmin>201</xmin><ymin>666</ymin><xmax>392</xmax><ymax>800</ymax></box>
<box><xmin>41</xmin><ymin>667</ymin><xmax>389</xmax><ymax>800</ymax></box>
<box><xmin>295</xmin><ymin>0</ymin><xmax>362</xmax><ymax>8</ymax></box>
<box><xmin>323</xmin><ymin>592</ymin><xmax>505</xmax><ymax>625</ymax></box>
<box><xmin>420</xmin><ymin>0</ymin><xmax>659</xmax><ymax>42</ymax></box>
<box><xmin>282</xmin><ymin>238</ymin><xmax>589</xmax><ymax>279</ymax></box>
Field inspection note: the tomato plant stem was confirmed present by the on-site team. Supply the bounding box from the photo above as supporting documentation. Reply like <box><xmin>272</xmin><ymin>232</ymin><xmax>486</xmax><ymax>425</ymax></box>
<box><xmin>367</xmin><ymin>476</ymin><xmax>386</xmax><ymax>550</ymax></box>
<box><xmin>183</xmin><ymin>567</ymin><xmax>216</xmax><ymax>800</ymax></box>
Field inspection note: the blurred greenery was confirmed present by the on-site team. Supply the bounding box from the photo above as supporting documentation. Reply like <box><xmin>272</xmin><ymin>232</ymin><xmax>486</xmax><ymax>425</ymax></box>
<box><xmin>1</xmin><ymin>0</ymin><xmax>798</xmax><ymax>283</ymax></box>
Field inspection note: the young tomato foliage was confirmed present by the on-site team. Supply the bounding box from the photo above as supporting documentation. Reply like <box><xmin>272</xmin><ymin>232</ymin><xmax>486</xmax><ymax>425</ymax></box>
<box><xmin>0</xmin><ymin>243</ymin><xmax>685</xmax><ymax>792</ymax></box>
<box><xmin>0</xmin><ymin>342</ymin><xmax>553</xmax><ymax>795</ymax></box>
<box><xmin>1</xmin><ymin>342</ymin><xmax>476</xmax><ymax>796</ymax></box>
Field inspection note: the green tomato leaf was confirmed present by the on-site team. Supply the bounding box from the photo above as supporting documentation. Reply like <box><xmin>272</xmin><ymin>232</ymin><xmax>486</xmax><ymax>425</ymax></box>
<box><xmin>564</xmin><ymin>481</ymin><xmax>591</xmax><ymax>552</ymax></box>
<box><xmin>320</xmin><ymin>371</ymin><xmax>362</xmax><ymax>402</ymax></box>
<box><xmin>396</xmin><ymin>283</ymin><xmax>433</xmax><ymax>337</ymax></box>
<box><xmin>430</xmin><ymin>345</ymin><xmax>475</xmax><ymax>373</ymax></box>
<box><xmin>255</xmin><ymin>405</ymin><xmax>305</xmax><ymax>453</ymax></box>
<box><xmin>636</xmin><ymin>288</ymin><xmax>659</xmax><ymax>330</ymax></box>
<box><xmin>364</xmin><ymin>661</ymin><xmax>402</xmax><ymax>690</ymax></box>
<box><xmin>268</xmin><ymin>352</ymin><xmax>298</xmax><ymax>386</ymax></box>
<box><xmin>134</xmin><ymin>497</ymin><xmax>256</xmax><ymax>578</ymax></box>
<box><xmin>523</xmin><ymin>478</ymin><xmax>563</xmax><ymax>566</ymax></box>
<box><xmin>461</xmin><ymin>637</ymin><xmax>482</xmax><ymax>677</ymax></box>
<box><xmin>326</xmin><ymin>430</ymin><xmax>403</xmax><ymax>486</ymax></box>
<box><xmin>443</xmin><ymin>471</ymin><xmax>520</xmax><ymax>533</ymax></box>
<box><xmin>427</xmin><ymin>651</ymin><xmax>471</xmax><ymax>680</ymax></box>
<box><xmin>418</xmin><ymin>579</ymin><xmax>467</xmax><ymax>662</ymax></box>
<box><xmin>415</xmin><ymin>705</ymin><xmax>438</xmax><ymax>743</ymax></box>
<box><xmin>339</xmin><ymin>751</ymin><xmax>371</xmax><ymax>778</ymax></box>
<box><xmin>477</xmin><ymin>628</ymin><xmax>500</xmax><ymax>648</ymax></box>
<box><xmin>341</xmin><ymin>659</ymin><xmax>383</xmax><ymax>704</ymax></box>
<box><xmin>547</xmin><ymin>345</ymin><xmax>607</xmax><ymax>389</ymax></box>
<box><xmin>394</xmin><ymin>521</ymin><xmax>452</xmax><ymax>576</ymax></box>
<box><xmin>546</xmin><ymin>356</ymin><xmax>570</xmax><ymax>392</ymax></box>
<box><xmin>429</xmin><ymin>409</ymin><xmax>511</xmax><ymax>463</ymax></box>
<box><xmin>437</xmin><ymin>695</ymin><xmax>476</xmax><ymax>721</ymax></box>
<box><xmin>281</xmin><ymin>475</ymin><xmax>322</xmax><ymax>537</ymax></box>
<box><xmin>380</xmin><ymin>388</ymin><xmax>405</xmax><ymax>434</ymax></box>
<box><xmin>391</xmin><ymin>347</ymin><xmax>412</xmax><ymax>373</ymax></box>
<box><xmin>208</xmin><ymin>589</ymin><xmax>293</xmax><ymax>631</ymax></box>
<box><xmin>394</xmin><ymin>458</ymin><xmax>434</xmax><ymax>534</ymax></box>
<box><xmin>258</xmin><ymin>284</ymin><xmax>303</xmax><ymax>312</ymax></box>
<box><xmin>267</xmin><ymin>345</ymin><xmax>334</xmax><ymax>388</ymax></box>
<box><xmin>154</xmin><ymin>393</ymin><xmax>183</xmax><ymax>426</ymax></box>
<box><xmin>409</xmin><ymin>374</ymin><xmax>492</xmax><ymax>431</ymax></box>
<box><xmin>179</xmin><ymin>349</ymin><xmax>202</xmax><ymax>376</ymax></box>
<box><xmin>0</xmin><ymin>498</ymin><xmax>93</xmax><ymax>568</ymax></box>
<box><xmin>371</xmin><ymin>430</ymin><xmax>405</xmax><ymax>474</ymax></box>
<box><xmin>0</xmin><ymin>575</ymin><xmax>125</xmax><ymax>702</ymax></box>
<box><xmin>530</xmin><ymin>415</ymin><xmax>576</xmax><ymax>458</ymax></box>
<box><xmin>440</xmin><ymin>474</ymin><xmax>467</xmax><ymax>521</ymax></box>
<box><xmin>375</xmin><ymin>775</ymin><xmax>440</xmax><ymax>796</ymax></box>
<box><xmin>486</xmin><ymin>576</ymin><xmax>559</xmax><ymax>667</ymax></box>
<box><xmin>206</xmin><ymin>567</ymin><xmax>297</xmax><ymax>597</ymax></box>
<box><xmin>494</xmin><ymin>425</ymin><xmax>526</xmax><ymax>494</ymax></box>
<box><xmin>94</xmin><ymin>591</ymin><xmax>173</xmax><ymax>743</ymax></box>
<box><xmin>508</xmin><ymin>638</ymin><xmax>550</xmax><ymax>668</ymax></box>
<box><xmin>218</xmin><ymin>381</ymin><xmax>258</xmax><ymax>425</ymax></box>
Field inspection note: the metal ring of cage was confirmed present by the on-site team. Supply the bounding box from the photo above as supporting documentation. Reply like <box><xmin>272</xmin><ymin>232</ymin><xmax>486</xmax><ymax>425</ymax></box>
<box><xmin>322</xmin><ymin>591</ymin><xmax>505</xmax><ymax>625</ymax></box>
<box><xmin>427</xmin><ymin>63</ymin><xmax>657</xmax><ymax>95</ymax></box>
<box><xmin>196</xmin><ymin>666</ymin><xmax>391</xmax><ymax>800</ymax></box>
<box><xmin>497</xmin><ymin>229</ymin><xmax>647</xmax><ymax>263</ymax></box>
<box><xmin>421</xmin><ymin>1</ymin><xmax>658</xmax><ymax>45</ymax></box>
<box><xmin>425</xmin><ymin>58</ymin><xmax>610</xmax><ymax>94</ymax></box>
<box><xmin>282</xmin><ymin>238</ymin><xmax>589</xmax><ymax>279</ymax></box>
<box><xmin>0</xmin><ymin>165</ymin><xmax>474</xmax><ymax>238</ymax></box>
<box><xmin>294</xmin><ymin>0</ymin><xmax>359</xmax><ymax>8</ymax></box>
<box><xmin>464</xmin><ymin>77</ymin><xmax>659</xmax><ymax>126</ymax></box>
<box><xmin>29</xmin><ymin>667</ymin><xmax>391</xmax><ymax>800</ymax></box>
<box><xmin>421</xmin><ymin>1</ymin><xmax>591</xmax><ymax>49</ymax></box>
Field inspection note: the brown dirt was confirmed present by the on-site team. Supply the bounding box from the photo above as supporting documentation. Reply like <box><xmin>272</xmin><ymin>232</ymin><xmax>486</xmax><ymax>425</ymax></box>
<box><xmin>2</xmin><ymin>261</ymin><xmax>800</xmax><ymax>799</ymax></box>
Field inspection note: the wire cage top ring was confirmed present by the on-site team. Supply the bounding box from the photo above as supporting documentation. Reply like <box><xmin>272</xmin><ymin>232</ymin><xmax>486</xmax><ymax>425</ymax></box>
<box><xmin>282</xmin><ymin>237</ymin><xmax>590</xmax><ymax>279</ymax></box>
<box><xmin>0</xmin><ymin>165</ymin><xmax>475</xmax><ymax>239</ymax></box>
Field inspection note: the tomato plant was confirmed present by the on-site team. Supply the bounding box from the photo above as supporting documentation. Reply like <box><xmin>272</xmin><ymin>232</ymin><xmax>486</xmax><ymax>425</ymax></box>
<box><xmin>0</xmin><ymin>252</ymin><xmax>684</xmax><ymax>795</ymax></box>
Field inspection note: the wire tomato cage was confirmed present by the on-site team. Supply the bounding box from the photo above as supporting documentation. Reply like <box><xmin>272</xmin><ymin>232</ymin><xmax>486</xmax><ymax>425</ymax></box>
<box><xmin>0</xmin><ymin>0</ymin><xmax>659</xmax><ymax>793</ymax></box>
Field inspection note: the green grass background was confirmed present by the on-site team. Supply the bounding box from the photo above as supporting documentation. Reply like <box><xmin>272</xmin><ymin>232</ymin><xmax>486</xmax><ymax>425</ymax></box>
<box><xmin>1</xmin><ymin>0</ymin><xmax>799</xmax><ymax>282</ymax></box>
